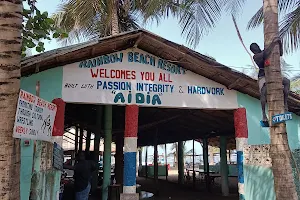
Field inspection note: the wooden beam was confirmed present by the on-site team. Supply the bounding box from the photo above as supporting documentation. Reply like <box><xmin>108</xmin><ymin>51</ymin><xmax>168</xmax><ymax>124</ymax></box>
<box><xmin>227</xmin><ymin>78</ymin><xmax>242</xmax><ymax>90</ymax></box>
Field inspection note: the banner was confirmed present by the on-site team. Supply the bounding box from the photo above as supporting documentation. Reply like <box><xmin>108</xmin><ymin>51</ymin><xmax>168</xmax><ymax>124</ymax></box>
<box><xmin>62</xmin><ymin>49</ymin><xmax>238</xmax><ymax>109</ymax></box>
<box><xmin>13</xmin><ymin>90</ymin><xmax>57</xmax><ymax>142</ymax></box>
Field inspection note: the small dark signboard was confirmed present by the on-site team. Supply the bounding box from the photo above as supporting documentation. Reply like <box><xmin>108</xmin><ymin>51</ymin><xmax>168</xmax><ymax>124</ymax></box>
<box><xmin>53</xmin><ymin>142</ymin><xmax>64</xmax><ymax>171</ymax></box>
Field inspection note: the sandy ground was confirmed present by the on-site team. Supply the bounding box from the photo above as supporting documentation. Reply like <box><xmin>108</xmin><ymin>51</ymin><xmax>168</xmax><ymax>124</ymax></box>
<box><xmin>88</xmin><ymin>169</ymin><xmax>238</xmax><ymax>200</ymax></box>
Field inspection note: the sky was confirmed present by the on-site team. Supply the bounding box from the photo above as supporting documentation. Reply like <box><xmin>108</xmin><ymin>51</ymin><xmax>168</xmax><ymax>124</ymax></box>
<box><xmin>35</xmin><ymin>0</ymin><xmax>300</xmax><ymax>77</ymax></box>
<box><xmin>35</xmin><ymin>0</ymin><xmax>300</xmax><ymax>155</ymax></box>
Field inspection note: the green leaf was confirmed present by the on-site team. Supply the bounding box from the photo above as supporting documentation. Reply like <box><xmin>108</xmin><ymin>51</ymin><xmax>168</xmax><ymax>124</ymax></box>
<box><xmin>42</xmin><ymin>11</ymin><xmax>48</xmax><ymax>18</ymax></box>
<box><xmin>60</xmin><ymin>32</ymin><xmax>68</xmax><ymax>38</ymax></box>
<box><xmin>36</xmin><ymin>46</ymin><xmax>42</xmax><ymax>52</ymax></box>
<box><xmin>38</xmin><ymin>42</ymin><xmax>44</xmax><ymax>47</ymax></box>
<box><xmin>53</xmin><ymin>32</ymin><xmax>60</xmax><ymax>38</ymax></box>
<box><xmin>27</xmin><ymin>40</ymin><xmax>35</xmax><ymax>48</ymax></box>
<box><xmin>45</xmin><ymin>18</ymin><xmax>55</xmax><ymax>25</ymax></box>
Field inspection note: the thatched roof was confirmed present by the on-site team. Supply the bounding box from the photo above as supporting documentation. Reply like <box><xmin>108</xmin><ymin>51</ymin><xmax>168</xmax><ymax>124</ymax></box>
<box><xmin>21</xmin><ymin>29</ymin><xmax>300</xmax><ymax>115</ymax></box>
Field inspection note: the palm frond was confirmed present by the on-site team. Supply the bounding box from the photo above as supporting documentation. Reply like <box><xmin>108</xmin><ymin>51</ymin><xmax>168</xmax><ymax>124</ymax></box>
<box><xmin>247</xmin><ymin>7</ymin><xmax>263</xmax><ymax>30</ymax></box>
<box><xmin>52</xmin><ymin>0</ymin><xmax>140</xmax><ymax>45</ymax></box>
<box><xmin>247</xmin><ymin>0</ymin><xmax>299</xmax><ymax>30</ymax></box>
<box><xmin>278</xmin><ymin>0</ymin><xmax>299</xmax><ymax>14</ymax></box>
<box><xmin>222</xmin><ymin>0</ymin><xmax>247</xmax><ymax>17</ymax></box>
<box><xmin>179</xmin><ymin>0</ymin><xmax>224</xmax><ymax>48</ymax></box>
<box><xmin>138</xmin><ymin>0</ymin><xmax>181</xmax><ymax>25</ymax></box>
<box><xmin>279</xmin><ymin>4</ymin><xmax>300</xmax><ymax>54</ymax></box>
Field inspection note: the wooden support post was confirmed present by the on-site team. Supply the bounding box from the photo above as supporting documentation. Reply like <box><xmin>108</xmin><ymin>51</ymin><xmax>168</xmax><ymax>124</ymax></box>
<box><xmin>138</xmin><ymin>148</ymin><xmax>142</xmax><ymax>167</ymax></box>
<box><xmin>145</xmin><ymin>147</ymin><xmax>148</xmax><ymax>179</ymax></box>
<box><xmin>154</xmin><ymin>133</ymin><xmax>158</xmax><ymax>183</ymax></box>
<box><xmin>75</xmin><ymin>126</ymin><xmax>78</xmax><ymax>154</ymax></box>
<box><xmin>220</xmin><ymin>136</ymin><xmax>229</xmax><ymax>196</ymax></box>
<box><xmin>102</xmin><ymin>105</ymin><xmax>112</xmax><ymax>200</ymax></box>
<box><xmin>193</xmin><ymin>139</ymin><xmax>195</xmax><ymax>189</ymax></box>
<box><xmin>79</xmin><ymin>126</ymin><xmax>83</xmax><ymax>152</ymax></box>
<box><xmin>91</xmin><ymin>106</ymin><xmax>102</xmax><ymax>192</ymax></box>
<box><xmin>203</xmin><ymin>138</ymin><xmax>211</xmax><ymax>192</ymax></box>
<box><xmin>85</xmin><ymin>129</ymin><xmax>91</xmax><ymax>157</ymax></box>
<box><xmin>178</xmin><ymin>141</ymin><xmax>184</xmax><ymax>185</ymax></box>
<box><xmin>154</xmin><ymin>136</ymin><xmax>159</xmax><ymax>195</ymax></box>
<box><xmin>116</xmin><ymin>133</ymin><xmax>124</xmax><ymax>184</ymax></box>
<box><xmin>165</xmin><ymin>144</ymin><xmax>168</xmax><ymax>181</ymax></box>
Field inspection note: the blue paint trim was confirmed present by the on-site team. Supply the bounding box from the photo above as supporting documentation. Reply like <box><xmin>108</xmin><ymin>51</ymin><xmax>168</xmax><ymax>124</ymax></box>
<box><xmin>237</xmin><ymin>151</ymin><xmax>244</xmax><ymax>183</ymax></box>
<box><xmin>123</xmin><ymin>152</ymin><xmax>136</xmax><ymax>186</ymax></box>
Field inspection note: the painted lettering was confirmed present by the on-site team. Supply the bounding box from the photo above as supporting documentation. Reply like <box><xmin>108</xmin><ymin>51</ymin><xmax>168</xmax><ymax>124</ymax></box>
<box><xmin>79</xmin><ymin>53</ymin><xmax>123</xmax><ymax>68</ymax></box>
<box><xmin>113</xmin><ymin>91</ymin><xmax>162</xmax><ymax>105</ymax></box>
<box><xmin>127</xmin><ymin>51</ymin><xmax>156</xmax><ymax>66</ymax></box>
<box><xmin>91</xmin><ymin>69</ymin><xmax>136</xmax><ymax>79</ymax></box>
<box><xmin>136</xmin><ymin>83</ymin><xmax>174</xmax><ymax>93</ymax></box>
<box><xmin>97</xmin><ymin>81</ymin><xmax>132</xmax><ymax>91</ymax></box>
<box><xmin>20</xmin><ymin>90</ymin><xmax>36</xmax><ymax>103</ymax></box>
<box><xmin>188</xmin><ymin>86</ymin><xmax>225</xmax><ymax>95</ymax></box>
<box><xmin>140</xmin><ymin>72</ymin><xmax>155</xmax><ymax>81</ymax></box>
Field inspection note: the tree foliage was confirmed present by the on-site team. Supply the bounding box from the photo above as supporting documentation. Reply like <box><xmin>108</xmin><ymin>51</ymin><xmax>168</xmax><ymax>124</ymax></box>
<box><xmin>247</xmin><ymin>0</ymin><xmax>300</xmax><ymax>54</ymax></box>
<box><xmin>22</xmin><ymin>0</ymin><xmax>68</xmax><ymax>57</ymax></box>
<box><xmin>51</xmin><ymin>0</ymin><xmax>139</xmax><ymax>45</ymax></box>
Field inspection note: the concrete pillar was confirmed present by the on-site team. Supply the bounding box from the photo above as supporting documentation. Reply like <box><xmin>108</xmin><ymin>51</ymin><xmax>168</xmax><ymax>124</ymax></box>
<box><xmin>178</xmin><ymin>141</ymin><xmax>184</xmax><ymax>185</ymax></box>
<box><xmin>122</xmin><ymin>105</ymin><xmax>139</xmax><ymax>199</ymax></box>
<box><xmin>220</xmin><ymin>136</ymin><xmax>229</xmax><ymax>196</ymax></box>
<box><xmin>234</xmin><ymin>108</ymin><xmax>248</xmax><ymax>200</ymax></box>
<box><xmin>102</xmin><ymin>105</ymin><xmax>112</xmax><ymax>200</ymax></box>
<box><xmin>115</xmin><ymin>133</ymin><xmax>124</xmax><ymax>184</ymax></box>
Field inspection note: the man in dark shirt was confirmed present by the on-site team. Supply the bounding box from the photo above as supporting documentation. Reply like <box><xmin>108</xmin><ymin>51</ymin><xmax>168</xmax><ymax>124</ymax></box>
<box><xmin>250</xmin><ymin>37</ymin><xmax>290</xmax><ymax>122</ymax></box>
<box><xmin>74</xmin><ymin>151</ymin><xmax>97</xmax><ymax>200</ymax></box>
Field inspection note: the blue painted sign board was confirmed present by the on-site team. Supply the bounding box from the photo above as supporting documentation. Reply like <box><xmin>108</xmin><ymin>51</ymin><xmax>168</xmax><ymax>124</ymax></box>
<box><xmin>272</xmin><ymin>112</ymin><xmax>293</xmax><ymax>125</ymax></box>
<box><xmin>53</xmin><ymin>142</ymin><xmax>64</xmax><ymax>171</ymax></box>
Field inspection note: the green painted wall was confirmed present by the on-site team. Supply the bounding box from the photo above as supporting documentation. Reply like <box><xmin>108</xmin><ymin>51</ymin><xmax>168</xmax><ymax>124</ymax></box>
<box><xmin>20</xmin><ymin>67</ymin><xmax>63</xmax><ymax>200</ymax></box>
<box><xmin>237</xmin><ymin>92</ymin><xmax>300</xmax><ymax>200</ymax></box>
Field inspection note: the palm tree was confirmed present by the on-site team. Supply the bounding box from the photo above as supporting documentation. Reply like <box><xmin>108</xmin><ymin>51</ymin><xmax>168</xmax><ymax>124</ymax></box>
<box><xmin>0</xmin><ymin>1</ymin><xmax>22</xmax><ymax>199</ymax></box>
<box><xmin>52</xmin><ymin>0</ymin><xmax>226</xmax><ymax>47</ymax></box>
<box><xmin>263</xmin><ymin>0</ymin><xmax>298</xmax><ymax>199</ymax></box>
<box><xmin>52</xmin><ymin>0</ymin><xmax>140</xmax><ymax>44</ymax></box>
<box><xmin>247</xmin><ymin>0</ymin><xmax>299</xmax><ymax>54</ymax></box>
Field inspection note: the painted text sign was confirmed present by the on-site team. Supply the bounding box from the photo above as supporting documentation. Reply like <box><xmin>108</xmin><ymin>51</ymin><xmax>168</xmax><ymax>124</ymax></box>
<box><xmin>13</xmin><ymin>90</ymin><xmax>57</xmax><ymax>142</ymax></box>
<box><xmin>53</xmin><ymin>142</ymin><xmax>64</xmax><ymax>171</ymax></box>
<box><xmin>272</xmin><ymin>112</ymin><xmax>293</xmax><ymax>124</ymax></box>
<box><xmin>62</xmin><ymin>49</ymin><xmax>238</xmax><ymax>109</ymax></box>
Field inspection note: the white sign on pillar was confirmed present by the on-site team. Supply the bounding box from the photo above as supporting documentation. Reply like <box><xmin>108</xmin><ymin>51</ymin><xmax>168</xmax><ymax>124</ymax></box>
<box><xmin>13</xmin><ymin>90</ymin><xmax>57</xmax><ymax>142</ymax></box>
<box><xmin>62</xmin><ymin>49</ymin><xmax>238</xmax><ymax>109</ymax></box>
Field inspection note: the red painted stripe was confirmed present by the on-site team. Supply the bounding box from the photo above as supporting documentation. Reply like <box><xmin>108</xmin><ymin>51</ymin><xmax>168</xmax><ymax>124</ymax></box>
<box><xmin>52</xmin><ymin>98</ymin><xmax>66</xmax><ymax>136</ymax></box>
<box><xmin>234</xmin><ymin>108</ymin><xmax>248</xmax><ymax>138</ymax></box>
<box><xmin>124</xmin><ymin>105</ymin><xmax>139</xmax><ymax>137</ymax></box>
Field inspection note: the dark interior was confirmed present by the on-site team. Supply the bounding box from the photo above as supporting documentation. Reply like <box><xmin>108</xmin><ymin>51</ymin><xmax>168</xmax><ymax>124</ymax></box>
<box><xmin>64</xmin><ymin>103</ymin><xmax>236</xmax><ymax>147</ymax></box>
